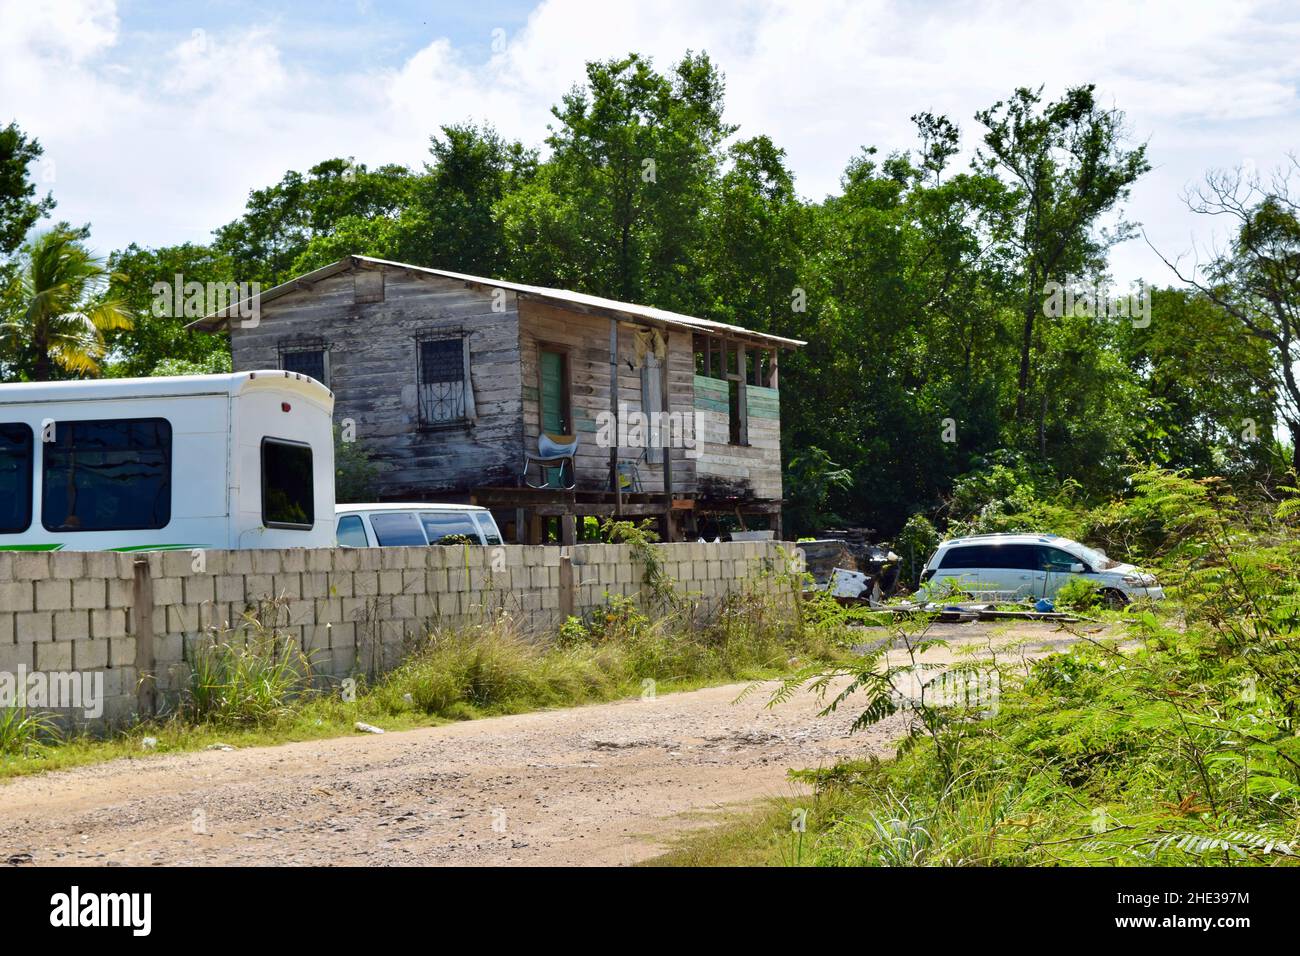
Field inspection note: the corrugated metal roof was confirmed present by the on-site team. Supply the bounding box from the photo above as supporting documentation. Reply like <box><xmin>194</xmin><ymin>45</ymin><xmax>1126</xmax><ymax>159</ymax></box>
<box><xmin>187</xmin><ymin>255</ymin><xmax>805</xmax><ymax>349</ymax></box>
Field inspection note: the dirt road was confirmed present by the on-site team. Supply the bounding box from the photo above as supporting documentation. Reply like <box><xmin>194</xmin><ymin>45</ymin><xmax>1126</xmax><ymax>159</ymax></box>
<box><xmin>0</xmin><ymin>623</ymin><xmax>1087</xmax><ymax>867</ymax></box>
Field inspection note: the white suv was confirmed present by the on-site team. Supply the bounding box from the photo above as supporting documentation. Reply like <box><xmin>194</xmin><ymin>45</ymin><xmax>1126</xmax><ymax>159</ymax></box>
<box><xmin>919</xmin><ymin>533</ymin><xmax>1163</xmax><ymax>606</ymax></box>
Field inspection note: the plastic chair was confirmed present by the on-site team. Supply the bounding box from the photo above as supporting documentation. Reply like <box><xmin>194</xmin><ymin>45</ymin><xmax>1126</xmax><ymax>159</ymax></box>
<box><xmin>522</xmin><ymin>432</ymin><xmax>579</xmax><ymax>489</ymax></box>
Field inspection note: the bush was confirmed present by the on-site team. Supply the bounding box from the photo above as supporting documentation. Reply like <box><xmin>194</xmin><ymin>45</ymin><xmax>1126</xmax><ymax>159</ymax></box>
<box><xmin>183</xmin><ymin>600</ymin><xmax>318</xmax><ymax>726</ymax></box>
<box><xmin>1054</xmin><ymin>576</ymin><xmax>1102</xmax><ymax>612</ymax></box>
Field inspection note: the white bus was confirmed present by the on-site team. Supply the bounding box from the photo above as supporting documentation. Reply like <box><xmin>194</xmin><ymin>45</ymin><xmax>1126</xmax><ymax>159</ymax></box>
<box><xmin>0</xmin><ymin>371</ymin><xmax>336</xmax><ymax>552</ymax></box>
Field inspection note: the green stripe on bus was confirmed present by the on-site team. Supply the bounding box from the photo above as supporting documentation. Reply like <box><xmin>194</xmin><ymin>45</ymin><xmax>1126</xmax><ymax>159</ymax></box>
<box><xmin>0</xmin><ymin>543</ymin><xmax>63</xmax><ymax>551</ymax></box>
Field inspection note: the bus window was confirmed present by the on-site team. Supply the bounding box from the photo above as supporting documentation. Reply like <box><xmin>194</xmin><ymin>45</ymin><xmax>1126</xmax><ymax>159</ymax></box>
<box><xmin>261</xmin><ymin>438</ymin><xmax>314</xmax><ymax>529</ymax></box>
<box><xmin>336</xmin><ymin>514</ymin><xmax>369</xmax><ymax>547</ymax></box>
<box><xmin>42</xmin><ymin>419</ymin><xmax>171</xmax><ymax>532</ymax></box>
<box><xmin>369</xmin><ymin>512</ymin><xmax>427</xmax><ymax>546</ymax></box>
<box><xmin>0</xmin><ymin>423</ymin><xmax>33</xmax><ymax>534</ymax></box>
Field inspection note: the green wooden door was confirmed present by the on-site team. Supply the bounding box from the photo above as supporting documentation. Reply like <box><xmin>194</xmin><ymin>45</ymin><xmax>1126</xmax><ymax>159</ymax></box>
<box><xmin>539</xmin><ymin>350</ymin><xmax>568</xmax><ymax>487</ymax></box>
<box><xmin>540</xmin><ymin>350</ymin><xmax>567</xmax><ymax>433</ymax></box>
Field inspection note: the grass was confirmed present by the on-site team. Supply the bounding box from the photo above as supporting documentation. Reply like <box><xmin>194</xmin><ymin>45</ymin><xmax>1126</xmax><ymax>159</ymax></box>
<box><xmin>0</xmin><ymin>578</ymin><xmax>849</xmax><ymax>781</ymax></box>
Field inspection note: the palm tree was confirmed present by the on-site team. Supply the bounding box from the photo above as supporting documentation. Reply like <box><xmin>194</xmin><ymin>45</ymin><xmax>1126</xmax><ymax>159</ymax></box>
<box><xmin>0</xmin><ymin>228</ymin><xmax>133</xmax><ymax>381</ymax></box>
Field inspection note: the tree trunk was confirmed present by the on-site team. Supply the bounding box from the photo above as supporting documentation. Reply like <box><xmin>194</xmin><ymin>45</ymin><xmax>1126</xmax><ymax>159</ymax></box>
<box><xmin>1015</xmin><ymin>300</ymin><xmax>1034</xmax><ymax>421</ymax></box>
<box><xmin>33</xmin><ymin>330</ymin><xmax>50</xmax><ymax>382</ymax></box>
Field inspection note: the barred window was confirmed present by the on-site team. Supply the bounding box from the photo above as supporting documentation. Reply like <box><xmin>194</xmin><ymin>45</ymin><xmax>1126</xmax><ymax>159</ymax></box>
<box><xmin>279</xmin><ymin>341</ymin><xmax>329</xmax><ymax>387</ymax></box>
<box><xmin>417</xmin><ymin>334</ymin><xmax>475</xmax><ymax>427</ymax></box>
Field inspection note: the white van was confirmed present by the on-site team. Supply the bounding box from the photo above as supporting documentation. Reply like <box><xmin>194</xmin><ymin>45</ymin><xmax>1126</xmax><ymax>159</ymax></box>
<box><xmin>335</xmin><ymin>503</ymin><xmax>504</xmax><ymax>548</ymax></box>
<box><xmin>0</xmin><ymin>371</ymin><xmax>336</xmax><ymax>552</ymax></box>
<box><xmin>919</xmin><ymin>533</ymin><xmax>1164</xmax><ymax>606</ymax></box>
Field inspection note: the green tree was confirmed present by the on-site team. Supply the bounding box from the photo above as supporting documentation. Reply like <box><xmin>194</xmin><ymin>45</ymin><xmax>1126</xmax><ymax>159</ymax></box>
<box><xmin>214</xmin><ymin>158</ymin><xmax>415</xmax><ymax>285</ymax></box>
<box><xmin>973</xmin><ymin>86</ymin><xmax>1149</xmax><ymax>432</ymax></box>
<box><xmin>397</xmin><ymin>123</ymin><xmax>536</xmax><ymax>274</ymax></box>
<box><xmin>101</xmin><ymin>242</ymin><xmax>232</xmax><ymax>378</ymax></box>
<box><xmin>0</xmin><ymin>122</ymin><xmax>55</xmax><ymax>256</ymax></box>
<box><xmin>0</xmin><ymin>227</ymin><xmax>133</xmax><ymax>381</ymax></box>
<box><xmin>512</xmin><ymin>52</ymin><xmax>731</xmax><ymax>311</ymax></box>
<box><xmin>1156</xmin><ymin>162</ymin><xmax>1300</xmax><ymax>474</ymax></box>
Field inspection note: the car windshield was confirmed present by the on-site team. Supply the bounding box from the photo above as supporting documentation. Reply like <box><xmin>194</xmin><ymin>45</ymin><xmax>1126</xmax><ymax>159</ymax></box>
<box><xmin>1067</xmin><ymin>541</ymin><xmax>1119</xmax><ymax>570</ymax></box>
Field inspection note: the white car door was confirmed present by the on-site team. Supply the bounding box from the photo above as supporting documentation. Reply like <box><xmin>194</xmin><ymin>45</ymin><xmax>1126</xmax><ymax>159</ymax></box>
<box><xmin>976</xmin><ymin>543</ymin><xmax>1042</xmax><ymax>601</ymax></box>
<box><xmin>1039</xmin><ymin>546</ymin><xmax>1084</xmax><ymax>598</ymax></box>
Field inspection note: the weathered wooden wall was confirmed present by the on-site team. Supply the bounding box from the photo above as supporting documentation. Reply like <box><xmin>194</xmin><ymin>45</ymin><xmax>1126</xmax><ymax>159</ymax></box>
<box><xmin>517</xmin><ymin>298</ymin><xmax>699</xmax><ymax>495</ymax></box>
<box><xmin>693</xmin><ymin>377</ymin><xmax>783</xmax><ymax>501</ymax></box>
<box><xmin>229</xmin><ymin>264</ymin><xmax>524</xmax><ymax>498</ymax></box>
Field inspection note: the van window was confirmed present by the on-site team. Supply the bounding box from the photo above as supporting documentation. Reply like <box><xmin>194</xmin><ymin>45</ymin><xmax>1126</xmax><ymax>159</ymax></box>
<box><xmin>1039</xmin><ymin>547</ymin><xmax>1081</xmax><ymax>571</ymax></box>
<box><xmin>474</xmin><ymin>513</ymin><xmax>503</xmax><ymax>546</ymax></box>
<box><xmin>43</xmin><ymin>419</ymin><xmax>171</xmax><ymax>532</ymax></box>
<box><xmin>420</xmin><ymin>511</ymin><xmax>481</xmax><ymax>544</ymax></box>
<box><xmin>0</xmin><ymin>423</ymin><xmax>33</xmax><ymax>534</ymax></box>
<box><xmin>939</xmin><ymin>545</ymin><xmax>987</xmax><ymax>569</ymax></box>
<box><xmin>369</xmin><ymin>512</ymin><xmax>428</xmax><ymax>546</ymax></box>
<box><xmin>939</xmin><ymin>543</ymin><xmax>1038</xmax><ymax>570</ymax></box>
<box><xmin>262</xmin><ymin>438</ymin><xmax>314</xmax><ymax>529</ymax></box>
<box><xmin>336</xmin><ymin>514</ymin><xmax>369</xmax><ymax>547</ymax></box>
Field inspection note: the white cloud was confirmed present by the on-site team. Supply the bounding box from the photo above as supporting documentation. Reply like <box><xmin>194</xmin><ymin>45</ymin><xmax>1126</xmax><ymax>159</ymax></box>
<box><xmin>1</xmin><ymin>0</ymin><xmax>1296</xmax><ymax>283</ymax></box>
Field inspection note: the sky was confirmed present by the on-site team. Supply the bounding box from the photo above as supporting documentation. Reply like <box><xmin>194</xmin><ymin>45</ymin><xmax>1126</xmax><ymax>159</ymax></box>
<box><xmin>2</xmin><ymin>0</ymin><xmax>1298</xmax><ymax>284</ymax></box>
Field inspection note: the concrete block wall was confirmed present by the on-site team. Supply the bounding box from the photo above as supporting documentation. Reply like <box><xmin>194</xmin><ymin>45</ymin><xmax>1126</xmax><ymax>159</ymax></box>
<box><xmin>0</xmin><ymin>541</ymin><xmax>790</xmax><ymax>728</ymax></box>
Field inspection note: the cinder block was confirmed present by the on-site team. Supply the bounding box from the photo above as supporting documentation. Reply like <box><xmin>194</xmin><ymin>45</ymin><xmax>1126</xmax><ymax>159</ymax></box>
<box><xmin>107</xmin><ymin>578</ymin><xmax>134</xmax><ymax>606</ymax></box>
<box><xmin>273</xmin><ymin>573</ymin><xmax>302</xmax><ymax>600</ymax></box>
<box><xmin>90</xmin><ymin>608</ymin><xmax>128</xmax><ymax>639</ymax></box>
<box><xmin>402</xmin><ymin>570</ymin><xmax>426</xmax><ymax>594</ymax></box>
<box><xmin>251</xmin><ymin>550</ymin><xmax>282</xmax><ymax>575</ymax></box>
<box><xmin>35</xmin><ymin>640</ymin><xmax>73</xmax><ymax>671</ymax></box>
<box><xmin>286</xmin><ymin>600</ymin><xmax>314</xmax><ymax>627</ymax></box>
<box><xmin>184</xmin><ymin>574</ymin><xmax>216</xmax><ymax>605</ymax></box>
<box><xmin>81</xmin><ymin>552</ymin><xmax>117</xmax><ymax>578</ymax></box>
<box><xmin>341</xmin><ymin>597</ymin><xmax>369</xmax><ymax>623</ymax></box>
<box><xmin>12</xmin><ymin>552</ymin><xmax>50</xmax><ymax>580</ymax></box>
<box><xmin>227</xmin><ymin>551</ymin><xmax>255</xmax><ymax>574</ymax></box>
<box><xmin>0</xmin><ymin>581</ymin><xmax>31</xmax><ymax>613</ymax></box>
<box><xmin>0</xmin><ymin>642</ymin><xmax>33</xmax><ymax>672</ymax></box>
<box><xmin>314</xmin><ymin>597</ymin><xmax>342</xmax><ymax>625</ymax></box>
<box><xmin>35</xmin><ymin>579</ymin><xmax>72</xmax><ymax>612</ymax></box>
<box><xmin>353</xmin><ymin>571</ymin><xmax>379</xmax><ymax>597</ymax></box>
<box><xmin>303</xmin><ymin>624</ymin><xmax>331</xmax><ymax>652</ymax></box>
<box><xmin>52</xmin><ymin>610</ymin><xmax>89</xmax><ymax>641</ymax></box>
<box><xmin>49</xmin><ymin>551</ymin><xmax>85</xmax><ymax>580</ymax></box>
<box><xmin>328</xmin><ymin>621</ymin><xmax>356</xmax><ymax>649</ymax></box>
<box><xmin>109</xmin><ymin>637</ymin><xmax>137</xmax><ymax>668</ymax></box>
<box><xmin>329</xmin><ymin>645</ymin><xmax>356</xmax><ymax>675</ymax></box>
<box><xmin>72</xmin><ymin>578</ymin><xmax>107</xmax><ymax>610</ymax></box>
<box><xmin>244</xmin><ymin>574</ymin><xmax>274</xmax><ymax>600</ymax></box>
<box><xmin>215</xmin><ymin>574</ymin><xmax>244</xmax><ymax>603</ymax></box>
<box><xmin>151</xmin><ymin>576</ymin><xmax>183</xmax><ymax>606</ymax></box>
<box><xmin>327</xmin><ymin>572</ymin><xmax>354</xmax><ymax>598</ymax></box>
<box><xmin>306</xmin><ymin>548</ymin><xmax>333</xmax><ymax>573</ymax></box>
<box><xmin>167</xmin><ymin>604</ymin><xmax>200</xmax><ymax>633</ymax></box>
<box><xmin>280</xmin><ymin>549</ymin><xmax>307</xmax><ymax>573</ymax></box>
<box><xmin>301</xmin><ymin>572</ymin><xmax>330</xmax><ymax>600</ymax></box>
<box><xmin>73</xmin><ymin>639</ymin><xmax>109</xmax><ymax>670</ymax></box>
<box><xmin>155</xmin><ymin>633</ymin><xmax>182</xmax><ymax>663</ymax></box>
<box><xmin>379</xmin><ymin>570</ymin><xmax>403</xmax><ymax>595</ymax></box>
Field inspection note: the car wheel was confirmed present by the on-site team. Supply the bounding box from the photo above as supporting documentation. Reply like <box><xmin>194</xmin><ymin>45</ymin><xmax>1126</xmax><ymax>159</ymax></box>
<box><xmin>1100</xmin><ymin>588</ymin><xmax>1129</xmax><ymax>610</ymax></box>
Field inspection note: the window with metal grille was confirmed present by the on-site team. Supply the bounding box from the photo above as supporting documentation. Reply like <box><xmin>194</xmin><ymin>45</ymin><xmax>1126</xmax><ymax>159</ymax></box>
<box><xmin>279</xmin><ymin>341</ymin><xmax>329</xmax><ymax>386</ymax></box>
<box><xmin>417</xmin><ymin>335</ymin><xmax>470</xmax><ymax>427</ymax></box>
